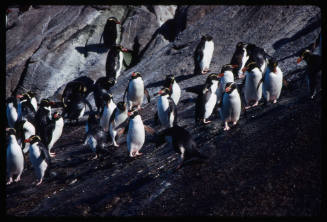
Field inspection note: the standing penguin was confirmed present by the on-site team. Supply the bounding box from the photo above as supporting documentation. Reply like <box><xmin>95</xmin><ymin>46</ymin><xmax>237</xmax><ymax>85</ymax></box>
<box><xmin>155</xmin><ymin>87</ymin><xmax>177</xmax><ymax>128</ymax></box>
<box><xmin>163</xmin><ymin>74</ymin><xmax>181</xmax><ymax>105</ymax></box>
<box><xmin>6</xmin><ymin>128</ymin><xmax>24</xmax><ymax>185</ymax></box>
<box><xmin>194</xmin><ymin>35</ymin><xmax>214</xmax><ymax>75</ymax></box>
<box><xmin>100</xmin><ymin>93</ymin><xmax>117</xmax><ymax>132</ymax></box>
<box><xmin>106</xmin><ymin>45</ymin><xmax>129</xmax><ymax>83</ymax></box>
<box><xmin>101</xmin><ymin>17</ymin><xmax>121</xmax><ymax>48</ymax></box>
<box><xmin>93</xmin><ymin>77</ymin><xmax>115</xmax><ymax>114</ymax></box>
<box><xmin>124</xmin><ymin>72</ymin><xmax>151</xmax><ymax>110</ymax></box>
<box><xmin>156</xmin><ymin>125</ymin><xmax>207</xmax><ymax>169</ymax></box>
<box><xmin>297</xmin><ymin>49</ymin><xmax>322</xmax><ymax>99</ymax></box>
<box><xmin>125</xmin><ymin>107</ymin><xmax>154</xmax><ymax>157</ymax></box>
<box><xmin>109</xmin><ymin>101</ymin><xmax>128</xmax><ymax>147</ymax></box>
<box><xmin>230</xmin><ymin>42</ymin><xmax>250</xmax><ymax>79</ymax></box>
<box><xmin>24</xmin><ymin>135</ymin><xmax>51</xmax><ymax>186</ymax></box>
<box><xmin>186</xmin><ymin>73</ymin><xmax>219</xmax><ymax>124</ymax></box>
<box><xmin>34</xmin><ymin>99</ymin><xmax>53</xmax><ymax>143</ymax></box>
<box><xmin>84</xmin><ymin>112</ymin><xmax>107</xmax><ymax>159</ymax></box>
<box><xmin>63</xmin><ymin>93</ymin><xmax>92</xmax><ymax>124</ymax></box>
<box><xmin>45</xmin><ymin>112</ymin><xmax>64</xmax><ymax>157</ymax></box>
<box><xmin>219</xmin><ymin>82</ymin><xmax>241</xmax><ymax>131</ymax></box>
<box><xmin>242</xmin><ymin>61</ymin><xmax>263</xmax><ymax>109</ymax></box>
<box><xmin>27</xmin><ymin>91</ymin><xmax>38</xmax><ymax>112</ymax></box>
<box><xmin>17</xmin><ymin>93</ymin><xmax>36</xmax><ymax>123</ymax></box>
<box><xmin>6</xmin><ymin>97</ymin><xmax>18</xmax><ymax>128</ymax></box>
<box><xmin>14</xmin><ymin>119</ymin><xmax>35</xmax><ymax>154</ymax></box>
<box><xmin>242</xmin><ymin>44</ymin><xmax>269</xmax><ymax>77</ymax></box>
<box><xmin>262</xmin><ymin>58</ymin><xmax>283</xmax><ymax>104</ymax></box>
<box><xmin>217</xmin><ymin>64</ymin><xmax>238</xmax><ymax>101</ymax></box>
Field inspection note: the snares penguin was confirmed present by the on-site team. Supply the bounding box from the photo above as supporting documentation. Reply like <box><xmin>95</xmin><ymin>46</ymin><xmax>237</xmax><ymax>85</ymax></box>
<box><xmin>242</xmin><ymin>44</ymin><xmax>269</xmax><ymax>78</ymax></box>
<box><xmin>6</xmin><ymin>96</ymin><xmax>18</xmax><ymax>128</ymax></box>
<box><xmin>297</xmin><ymin>49</ymin><xmax>322</xmax><ymax>99</ymax></box>
<box><xmin>100</xmin><ymin>93</ymin><xmax>117</xmax><ymax>132</ymax></box>
<box><xmin>17</xmin><ymin>93</ymin><xmax>36</xmax><ymax>123</ymax></box>
<box><xmin>45</xmin><ymin>112</ymin><xmax>64</xmax><ymax>157</ymax></box>
<box><xmin>262</xmin><ymin>58</ymin><xmax>283</xmax><ymax>104</ymax></box>
<box><xmin>101</xmin><ymin>17</ymin><xmax>121</xmax><ymax>48</ymax></box>
<box><xmin>124</xmin><ymin>72</ymin><xmax>151</xmax><ymax>110</ymax></box>
<box><xmin>217</xmin><ymin>64</ymin><xmax>238</xmax><ymax>101</ymax></box>
<box><xmin>14</xmin><ymin>119</ymin><xmax>35</xmax><ymax>154</ymax></box>
<box><xmin>27</xmin><ymin>91</ymin><xmax>38</xmax><ymax>112</ymax></box>
<box><xmin>93</xmin><ymin>77</ymin><xmax>115</xmax><ymax>114</ymax></box>
<box><xmin>35</xmin><ymin>98</ymin><xmax>53</xmax><ymax>143</ymax></box>
<box><xmin>106</xmin><ymin>45</ymin><xmax>129</xmax><ymax>83</ymax></box>
<box><xmin>230</xmin><ymin>42</ymin><xmax>249</xmax><ymax>79</ymax></box>
<box><xmin>218</xmin><ymin>82</ymin><xmax>241</xmax><ymax>131</ymax></box>
<box><xmin>163</xmin><ymin>74</ymin><xmax>181</xmax><ymax>105</ymax></box>
<box><xmin>156</xmin><ymin>125</ymin><xmax>207</xmax><ymax>170</ymax></box>
<box><xmin>185</xmin><ymin>73</ymin><xmax>219</xmax><ymax>124</ymax></box>
<box><xmin>63</xmin><ymin>92</ymin><xmax>93</xmax><ymax>124</ymax></box>
<box><xmin>155</xmin><ymin>87</ymin><xmax>177</xmax><ymax>128</ymax></box>
<box><xmin>24</xmin><ymin>135</ymin><xmax>51</xmax><ymax>186</ymax></box>
<box><xmin>109</xmin><ymin>101</ymin><xmax>128</xmax><ymax>147</ymax></box>
<box><xmin>194</xmin><ymin>35</ymin><xmax>214</xmax><ymax>75</ymax></box>
<box><xmin>6</xmin><ymin>128</ymin><xmax>24</xmax><ymax>185</ymax></box>
<box><xmin>242</xmin><ymin>61</ymin><xmax>263</xmax><ymax>109</ymax></box>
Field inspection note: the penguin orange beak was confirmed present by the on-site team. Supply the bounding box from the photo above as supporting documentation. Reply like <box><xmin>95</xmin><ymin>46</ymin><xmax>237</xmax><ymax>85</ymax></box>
<box><xmin>53</xmin><ymin>113</ymin><xmax>59</xmax><ymax>118</ymax></box>
<box><xmin>127</xmin><ymin>111</ymin><xmax>133</xmax><ymax>116</ymax></box>
<box><xmin>297</xmin><ymin>57</ymin><xmax>303</xmax><ymax>64</ymax></box>
<box><xmin>24</xmin><ymin>138</ymin><xmax>31</xmax><ymax>143</ymax></box>
<box><xmin>225</xmin><ymin>87</ymin><xmax>231</xmax><ymax>93</ymax></box>
<box><xmin>132</xmin><ymin>72</ymin><xmax>137</xmax><ymax>77</ymax></box>
<box><xmin>16</xmin><ymin>94</ymin><xmax>23</xmax><ymax>99</ymax></box>
<box><xmin>158</xmin><ymin>90</ymin><xmax>163</xmax><ymax>95</ymax></box>
<box><xmin>49</xmin><ymin>101</ymin><xmax>55</xmax><ymax>106</ymax></box>
<box><xmin>122</xmin><ymin>48</ymin><xmax>128</xmax><ymax>52</ymax></box>
<box><xmin>218</xmin><ymin>73</ymin><xmax>224</xmax><ymax>78</ymax></box>
<box><xmin>231</xmin><ymin>64</ymin><xmax>239</xmax><ymax>68</ymax></box>
<box><xmin>116</xmin><ymin>21</ymin><xmax>121</xmax><ymax>24</ymax></box>
<box><xmin>241</xmin><ymin>67</ymin><xmax>248</xmax><ymax>73</ymax></box>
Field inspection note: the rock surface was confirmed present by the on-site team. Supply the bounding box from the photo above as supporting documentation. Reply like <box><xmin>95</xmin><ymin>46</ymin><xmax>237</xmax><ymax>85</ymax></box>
<box><xmin>6</xmin><ymin>5</ymin><xmax>321</xmax><ymax>216</ymax></box>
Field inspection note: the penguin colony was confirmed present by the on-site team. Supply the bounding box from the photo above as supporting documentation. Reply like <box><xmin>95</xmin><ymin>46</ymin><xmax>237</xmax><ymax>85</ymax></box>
<box><xmin>6</xmin><ymin>15</ymin><xmax>321</xmax><ymax>187</ymax></box>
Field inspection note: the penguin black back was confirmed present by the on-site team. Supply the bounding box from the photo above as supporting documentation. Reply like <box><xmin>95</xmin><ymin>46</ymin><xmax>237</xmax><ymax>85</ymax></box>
<box><xmin>93</xmin><ymin>77</ymin><xmax>115</xmax><ymax>114</ymax></box>
<box><xmin>102</xmin><ymin>17</ymin><xmax>120</xmax><ymax>48</ymax></box>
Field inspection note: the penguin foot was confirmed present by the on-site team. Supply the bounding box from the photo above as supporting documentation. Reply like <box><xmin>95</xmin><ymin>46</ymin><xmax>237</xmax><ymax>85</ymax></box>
<box><xmin>50</xmin><ymin>152</ymin><xmax>56</xmax><ymax>157</ymax></box>
<box><xmin>244</xmin><ymin>105</ymin><xmax>251</xmax><ymax>110</ymax></box>
<box><xmin>14</xmin><ymin>175</ymin><xmax>21</xmax><ymax>182</ymax></box>
<box><xmin>273</xmin><ymin>99</ymin><xmax>277</xmax><ymax>104</ymax></box>
<box><xmin>36</xmin><ymin>179</ymin><xmax>43</xmax><ymax>186</ymax></box>
<box><xmin>136</xmin><ymin>152</ymin><xmax>143</xmax><ymax>156</ymax></box>
<box><xmin>238</xmin><ymin>74</ymin><xmax>245</xmax><ymax>79</ymax></box>
<box><xmin>113</xmin><ymin>143</ymin><xmax>120</xmax><ymax>147</ymax></box>
<box><xmin>232</xmin><ymin>121</ymin><xmax>237</xmax><ymax>126</ymax></box>
<box><xmin>7</xmin><ymin>178</ymin><xmax>13</xmax><ymax>185</ymax></box>
<box><xmin>91</xmin><ymin>154</ymin><xmax>98</xmax><ymax>160</ymax></box>
<box><xmin>252</xmin><ymin>101</ymin><xmax>259</xmax><ymax>107</ymax></box>
<box><xmin>223</xmin><ymin>122</ymin><xmax>230</xmax><ymax>131</ymax></box>
<box><xmin>203</xmin><ymin>119</ymin><xmax>211</xmax><ymax>124</ymax></box>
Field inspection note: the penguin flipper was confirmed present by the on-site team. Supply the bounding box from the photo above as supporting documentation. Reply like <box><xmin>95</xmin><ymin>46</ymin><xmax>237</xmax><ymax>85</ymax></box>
<box><xmin>122</xmin><ymin>119</ymin><xmax>130</xmax><ymax>135</ymax></box>
<box><xmin>144</xmin><ymin>88</ymin><xmax>151</xmax><ymax>103</ymax></box>
<box><xmin>256</xmin><ymin>78</ymin><xmax>264</xmax><ymax>91</ymax></box>
<box><xmin>108</xmin><ymin>108</ymin><xmax>118</xmax><ymax>129</ymax></box>
<box><xmin>168</xmin><ymin>98</ymin><xmax>178</xmax><ymax>126</ymax></box>
<box><xmin>39</xmin><ymin>143</ymin><xmax>51</xmax><ymax>164</ymax></box>
<box><xmin>83</xmin><ymin>98</ymin><xmax>93</xmax><ymax>113</ymax></box>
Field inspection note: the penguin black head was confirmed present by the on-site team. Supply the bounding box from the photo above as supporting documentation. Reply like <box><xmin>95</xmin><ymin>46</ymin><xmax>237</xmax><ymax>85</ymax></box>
<box><xmin>128</xmin><ymin>106</ymin><xmax>139</xmax><ymax>119</ymax></box>
<box><xmin>225</xmin><ymin>82</ymin><xmax>237</xmax><ymax>94</ymax></box>
<box><xmin>158</xmin><ymin>87</ymin><xmax>171</xmax><ymax>96</ymax></box>
<box><xmin>6</xmin><ymin>128</ymin><xmax>16</xmax><ymax>136</ymax></box>
<box><xmin>17</xmin><ymin>93</ymin><xmax>31</xmax><ymax>102</ymax></box>
<box><xmin>268</xmin><ymin>58</ymin><xmax>278</xmax><ymax>73</ymax></box>
<box><xmin>165</xmin><ymin>74</ymin><xmax>175</xmax><ymax>84</ymax></box>
<box><xmin>297</xmin><ymin>49</ymin><xmax>312</xmax><ymax>64</ymax></box>
<box><xmin>108</xmin><ymin>17</ymin><xmax>120</xmax><ymax>24</ymax></box>
<box><xmin>27</xmin><ymin>91</ymin><xmax>36</xmax><ymax>98</ymax></box>
<box><xmin>14</xmin><ymin>119</ymin><xmax>26</xmax><ymax>130</ymax></box>
<box><xmin>236</xmin><ymin>42</ymin><xmax>247</xmax><ymax>49</ymax></box>
<box><xmin>202</xmin><ymin>34</ymin><xmax>213</xmax><ymax>41</ymax></box>
<box><xmin>103</xmin><ymin>78</ymin><xmax>115</xmax><ymax>90</ymax></box>
<box><xmin>40</xmin><ymin>98</ymin><xmax>54</xmax><ymax>107</ymax></box>
<box><xmin>24</xmin><ymin>135</ymin><xmax>41</xmax><ymax>144</ymax></box>
<box><xmin>206</xmin><ymin>73</ymin><xmax>219</xmax><ymax>83</ymax></box>
<box><xmin>53</xmin><ymin>112</ymin><xmax>62</xmax><ymax>120</ymax></box>
<box><xmin>6</xmin><ymin>96</ymin><xmax>17</xmax><ymax>104</ymax></box>
<box><xmin>131</xmin><ymin>72</ymin><xmax>142</xmax><ymax>79</ymax></box>
<box><xmin>242</xmin><ymin>61</ymin><xmax>259</xmax><ymax>73</ymax></box>
<box><xmin>103</xmin><ymin>93</ymin><xmax>113</xmax><ymax>103</ymax></box>
<box><xmin>220</xmin><ymin>64</ymin><xmax>239</xmax><ymax>73</ymax></box>
<box><xmin>117</xmin><ymin>101</ymin><xmax>126</xmax><ymax>111</ymax></box>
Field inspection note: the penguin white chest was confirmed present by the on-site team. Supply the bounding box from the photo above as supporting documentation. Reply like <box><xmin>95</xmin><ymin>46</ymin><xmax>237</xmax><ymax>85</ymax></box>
<box><xmin>7</xmin><ymin>136</ymin><xmax>24</xmax><ymax>175</ymax></box>
<box><xmin>6</xmin><ymin>103</ymin><xmax>18</xmax><ymax>128</ymax></box>
<box><xmin>244</xmin><ymin>68</ymin><xmax>263</xmax><ymax>103</ymax></box>
<box><xmin>171</xmin><ymin>82</ymin><xmax>181</xmax><ymax>105</ymax></box>
<box><xmin>31</xmin><ymin>97</ymin><xmax>38</xmax><ymax>112</ymax></box>
<box><xmin>127</xmin><ymin>116</ymin><xmax>145</xmax><ymax>151</ymax></box>
<box><xmin>100</xmin><ymin>102</ymin><xmax>117</xmax><ymax>131</ymax></box>
<box><xmin>263</xmin><ymin>67</ymin><xmax>283</xmax><ymax>101</ymax></box>
<box><xmin>201</xmin><ymin>41</ymin><xmax>214</xmax><ymax>70</ymax></box>
<box><xmin>204</xmin><ymin>87</ymin><xmax>217</xmax><ymax>119</ymax></box>
<box><xmin>218</xmin><ymin>71</ymin><xmax>234</xmax><ymax>99</ymax></box>
<box><xmin>49</xmin><ymin>118</ymin><xmax>64</xmax><ymax>150</ymax></box>
<box><xmin>29</xmin><ymin>144</ymin><xmax>48</xmax><ymax>180</ymax></box>
<box><xmin>116</xmin><ymin>51</ymin><xmax>124</xmax><ymax>79</ymax></box>
<box><xmin>114</xmin><ymin>110</ymin><xmax>128</xmax><ymax>128</ymax></box>
<box><xmin>220</xmin><ymin>90</ymin><xmax>241</xmax><ymax>122</ymax></box>
<box><xmin>22</xmin><ymin>121</ymin><xmax>36</xmax><ymax>153</ymax></box>
<box><xmin>128</xmin><ymin>78</ymin><xmax>144</xmax><ymax>105</ymax></box>
<box><xmin>239</xmin><ymin>49</ymin><xmax>249</xmax><ymax>77</ymax></box>
<box><xmin>157</xmin><ymin>95</ymin><xmax>170</xmax><ymax>127</ymax></box>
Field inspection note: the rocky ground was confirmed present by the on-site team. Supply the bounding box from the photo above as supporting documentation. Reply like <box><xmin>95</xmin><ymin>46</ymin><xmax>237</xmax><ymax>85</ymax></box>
<box><xmin>5</xmin><ymin>5</ymin><xmax>322</xmax><ymax>216</ymax></box>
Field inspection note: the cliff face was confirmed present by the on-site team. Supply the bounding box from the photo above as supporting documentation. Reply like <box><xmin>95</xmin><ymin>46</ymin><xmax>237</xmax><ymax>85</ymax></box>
<box><xmin>6</xmin><ymin>5</ymin><xmax>321</xmax><ymax>216</ymax></box>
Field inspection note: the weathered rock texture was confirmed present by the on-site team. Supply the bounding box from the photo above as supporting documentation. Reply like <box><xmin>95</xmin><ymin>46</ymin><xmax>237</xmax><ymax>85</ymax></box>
<box><xmin>6</xmin><ymin>5</ymin><xmax>321</xmax><ymax>216</ymax></box>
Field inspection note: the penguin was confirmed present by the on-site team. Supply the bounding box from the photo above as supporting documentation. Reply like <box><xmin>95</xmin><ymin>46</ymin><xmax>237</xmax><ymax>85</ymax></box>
<box><xmin>100</xmin><ymin>93</ymin><xmax>117</xmax><ymax>132</ymax></box>
<box><xmin>242</xmin><ymin>61</ymin><xmax>263</xmax><ymax>109</ymax></box>
<box><xmin>105</xmin><ymin>45</ymin><xmax>129</xmax><ymax>83</ymax></box>
<box><xmin>45</xmin><ymin>112</ymin><xmax>64</xmax><ymax>157</ymax></box>
<box><xmin>84</xmin><ymin>112</ymin><xmax>107</xmax><ymax>159</ymax></box>
<box><xmin>101</xmin><ymin>17</ymin><xmax>121</xmax><ymax>48</ymax></box>
<box><xmin>93</xmin><ymin>76</ymin><xmax>115</xmax><ymax>114</ymax></box>
<box><xmin>124</xmin><ymin>72</ymin><xmax>151</xmax><ymax>110</ymax></box>
<box><xmin>24</xmin><ymin>135</ymin><xmax>51</xmax><ymax>186</ymax></box>
<box><xmin>17</xmin><ymin>93</ymin><xmax>37</xmax><ymax>123</ymax></box>
<box><xmin>6</xmin><ymin>96</ymin><xmax>18</xmax><ymax>128</ymax></box>
<box><xmin>185</xmin><ymin>73</ymin><xmax>219</xmax><ymax>124</ymax></box>
<box><xmin>156</xmin><ymin>125</ymin><xmax>207</xmax><ymax>169</ymax></box>
<box><xmin>217</xmin><ymin>64</ymin><xmax>238</xmax><ymax>101</ymax></box>
<box><xmin>61</xmin><ymin>77</ymin><xmax>94</xmax><ymax>109</ymax></box>
<box><xmin>155</xmin><ymin>87</ymin><xmax>177</xmax><ymax>128</ymax></box>
<box><xmin>242</xmin><ymin>44</ymin><xmax>269</xmax><ymax>77</ymax></box>
<box><xmin>63</xmin><ymin>93</ymin><xmax>93</xmax><ymax>123</ymax></box>
<box><xmin>109</xmin><ymin>101</ymin><xmax>128</xmax><ymax>147</ymax></box>
<box><xmin>14</xmin><ymin>119</ymin><xmax>35</xmax><ymax>154</ymax></box>
<box><xmin>219</xmin><ymin>82</ymin><xmax>241</xmax><ymax>131</ymax></box>
<box><xmin>126</xmin><ymin>107</ymin><xmax>147</xmax><ymax>157</ymax></box>
<box><xmin>27</xmin><ymin>91</ymin><xmax>38</xmax><ymax>112</ymax></box>
<box><xmin>194</xmin><ymin>35</ymin><xmax>214</xmax><ymax>75</ymax></box>
<box><xmin>230</xmin><ymin>42</ymin><xmax>250</xmax><ymax>79</ymax></box>
<box><xmin>163</xmin><ymin>74</ymin><xmax>181</xmax><ymax>105</ymax></box>
<box><xmin>34</xmin><ymin>99</ymin><xmax>53</xmax><ymax>143</ymax></box>
<box><xmin>6</xmin><ymin>128</ymin><xmax>24</xmax><ymax>185</ymax></box>
<box><xmin>297</xmin><ymin>49</ymin><xmax>322</xmax><ymax>99</ymax></box>
<box><xmin>262</xmin><ymin>58</ymin><xmax>283</xmax><ymax>104</ymax></box>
